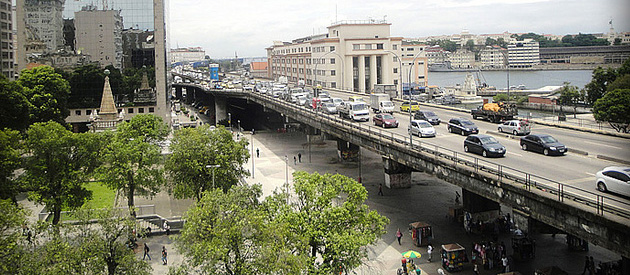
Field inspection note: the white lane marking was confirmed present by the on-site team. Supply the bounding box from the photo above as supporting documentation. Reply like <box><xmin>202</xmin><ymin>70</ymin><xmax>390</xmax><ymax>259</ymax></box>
<box><xmin>582</xmin><ymin>140</ymin><xmax>622</xmax><ymax>149</ymax></box>
<box><xmin>507</xmin><ymin>152</ymin><xmax>523</xmax><ymax>157</ymax></box>
<box><xmin>585</xmin><ymin>172</ymin><xmax>596</xmax><ymax>176</ymax></box>
<box><xmin>564</xmin><ymin>177</ymin><xmax>593</xmax><ymax>184</ymax></box>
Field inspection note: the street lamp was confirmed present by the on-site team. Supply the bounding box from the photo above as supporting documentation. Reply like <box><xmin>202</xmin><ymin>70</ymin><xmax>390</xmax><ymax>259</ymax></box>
<box><xmin>406</xmin><ymin>51</ymin><xmax>424</xmax><ymax>147</ymax></box>
<box><xmin>237</xmin><ymin>120</ymin><xmax>241</xmax><ymax>133</ymax></box>
<box><xmin>228</xmin><ymin>113</ymin><xmax>232</xmax><ymax>132</ymax></box>
<box><xmin>205</xmin><ymin>164</ymin><xmax>220</xmax><ymax>189</ymax></box>
<box><xmin>284</xmin><ymin>155</ymin><xmax>289</xmax><ymax>204</ymax></box>
<box><xmin>385</xmin><ymin>50</ymin><xmax>403</xmax><ymax>99</ymax></box>
<box><xmin>251</xmin><ymin>137</ymin><xmax>255</xmax><ymax>178</ymax></box>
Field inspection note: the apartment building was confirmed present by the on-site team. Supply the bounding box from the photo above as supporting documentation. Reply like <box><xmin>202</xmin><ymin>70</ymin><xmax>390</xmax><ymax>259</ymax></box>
<box><xmin>400</xmin><ymin>42</ymin><xmax>428</xmax><ymax>86</ymax></box>
<box><xmin>267</xmin><ymin>20</ymin><xmax>428</xmax><ymax>94</ymax></box>
<box><xmin>75</xmin><ymin>7</ymin><xmax>123</xmax><ymax>69</ymax></box>
<box><xmin>169</xmin><ymin>47</ymin><xmax>206</xmax><ymax>64</ymax></box>
<box><xmin>507</xmin><ymin>39</ymin><xmax>540</xmax><ymax>68</ymax></box>
<box><xmin>480</xmin><ymin>45</ymin><xmax>506</xmax><ymax>69</ymax></box>
<box><xmin>449</xmin><ymin>49</ymin><xmax>475</xmax><ymax>69</ymax></box>
<box><xmin>0</xmin><ymin>0</ymin><xmax>13</xmax><ymax>79</ymax></box>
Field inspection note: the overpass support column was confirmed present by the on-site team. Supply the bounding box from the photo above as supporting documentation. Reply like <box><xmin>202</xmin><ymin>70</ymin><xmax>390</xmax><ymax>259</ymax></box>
<box><xmin>382</xmin><ymin>157</ymin><xmax>412</xmax><ymax>189</ymax></box>
<box><xmin>174</xmin><ymin>86</ymin><xmax>183</xmax><ymax>100</ymax></box>
<box><xmin>336</xmin><ymin>140</ymin><xmax>359</xmax><ymax>162</ymax></box>
<box><xmin>214</xmin><ymin>96</ymin><xmax>227</xmax><ymax>125</ymax></box>
<box><xmin>462</xmin><ymin>189</ymin><xmax>500</xmax><ymax>223</ymax></box>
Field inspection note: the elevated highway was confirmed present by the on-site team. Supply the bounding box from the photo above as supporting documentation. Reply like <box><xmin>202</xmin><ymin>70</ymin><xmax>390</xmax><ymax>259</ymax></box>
<box><xmin>171</xmin><ymin>77</ymin><xmax>630</xmax><ymax>259</ymax></box>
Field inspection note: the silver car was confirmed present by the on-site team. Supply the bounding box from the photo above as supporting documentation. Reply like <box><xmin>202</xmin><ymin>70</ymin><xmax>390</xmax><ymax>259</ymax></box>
<box><xmin>408</xmin><ymin>119</ymin><xmax>436</xmax><ymax>138</ymax></box>
<box><xmin>320</xmin><ymin>102</ymin><xmax>337</xmax><ymax>114</ymax></box>
<box><xmin>596</xmin><ymin>166</ymin><xmax>630</xmax><ymax>197</ymax></box>
<box><xmin>498</xmin><ymin>120</ymin><xmax>531</xmax><ymax>135</ymax></box>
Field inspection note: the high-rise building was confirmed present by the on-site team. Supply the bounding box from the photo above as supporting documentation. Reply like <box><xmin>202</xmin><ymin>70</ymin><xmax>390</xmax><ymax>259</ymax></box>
<box><xmin>17</xmin><ymin>0</ymin><xmax>170</xmax><ymax>129</ymax></box>
<box><xmin>507</xmin><ymin>39</ymin><xmax>540</xmax><ymax>68</ymax></box>
<box><xmin>169</xmin><ymin>47</ymin><xmax>205</xmax><ymax>64</ymax></box>
<box><xmin>0</xmin><ymin>0</ymin><xmax>14</xmax><ymax>79</ymax></box>
<box><xmin>75</xmin><ymin>7</ymin><xmax>123</xmax><ymax>68</ymax></box>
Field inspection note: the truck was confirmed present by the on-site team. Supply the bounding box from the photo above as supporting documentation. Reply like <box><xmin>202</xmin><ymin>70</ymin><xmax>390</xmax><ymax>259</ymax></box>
<box><xmin>370</xmin><ymin>93</ymin><xmax>394</xmax><ymax>113</ymax></box>
<box><xmin>372</xmin><ymin>84</ymin><xmax>397</xmax><ymax>99</ymax></box>
<box><xmin>338</xmin><ymin>101</ymin><xmax>370</xmax><ymax>122</ymax></box>
<box><xmin>471</xmin><ymin>102</ymin><xmax>518</xmax><ymax>123</ymax></box>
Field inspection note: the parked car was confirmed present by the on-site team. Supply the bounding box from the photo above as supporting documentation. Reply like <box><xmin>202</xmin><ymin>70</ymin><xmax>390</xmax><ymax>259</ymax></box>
<box><xmin>408</xmin><ymin>120</ymin><xmax>436</xmax><ymax>137</ymax></box>
<box><xmin>448</xmin><ymin>118</ymin><xmax>479</xmax><ymax>135</ymax></box>
<box><xmin>595</xmin><ymin>166</ymin><xmax>630</xmax><ymax>197</ymax></box>
<box><xmin>414</xmin><ymin>110</ymin><xmax>441</xmax><ymax>125</ymax></box>
<box><xmin>520</xmin><ymin>134</ymin><xmax>567</xmax><ymax>156</ymax></box>
<box><xmin>464</xmin><ymin>134</ymin><xmax>506</xmax><ymax>157</ymax></box>
<box><xmin>400</xmin><ymin>101</ymin><xmax>420</xmax><ymax>112</ymax></box>
<box><xmin>498</xmin><ymin>119</ymin><xmax>531</xmax><ymax>135</ymax></box>
<box><xmin>373</xmin><ymin>113</ymin><xmax>399</xmax><ymax>128</ymax></box>
<box><xmin>320</xmin><ymin>102</ymin><xmax>338</xmax><ymax>114</ymax></box>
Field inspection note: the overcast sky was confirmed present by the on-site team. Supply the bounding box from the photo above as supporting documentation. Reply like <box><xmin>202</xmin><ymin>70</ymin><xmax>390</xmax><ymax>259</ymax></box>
<box><xmin>168</xmin><ymin>0</ymin><xmax>630</xmax><ymax>59</ymax></box>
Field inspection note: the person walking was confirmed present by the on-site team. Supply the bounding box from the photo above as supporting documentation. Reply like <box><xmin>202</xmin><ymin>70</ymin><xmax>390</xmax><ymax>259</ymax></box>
<box><xmin>588</xmin><ymin>256</ymin><xmax>596</xmax><ymax>275</ymax></box>
<box><xmin>294</xmin><ymin>156</ymin><xmax>297</xmax><ymax>165</ymax></box>
<box><xmin>256</xmin><ymin>148</ymin><xmax>260</xmax><ymax>158</ymax></box>
<box><xmin>581</xmin><ymin>255</ymin><xmax>590</xmax><ymax>275</ymax></box>
<box><xmin>378</xmin><ymin>184</ymin><xmax>384</xmax><ymax>196</ymax></box>
<box><xmin>427</xmin><ymin>244</ymin><xmax>433</xmax><ymax>262</ymax></box>
<box><xmin>163</xmin><ymin>220</ymin><xmax>170</xmax><ymax>235</ymax></box>
<box><xmin>396</xmin><ymin>228</ymin><xmax>403</xmax><ymax>245</ymax></box>
<box><xmin>501</xmin><ymin>254</ymin><xmax>509</xmax><ymax>273</ymax></box>
<box><xmin>162</xmin><ymin>246</ymin><xmax>168</xmax><ymax>265</ymax></box>
<box><xmin>473</xmin><ymin>263</ymin><xmax>480</xmax><ymax>275</ymax></box>
<box><xmin>143</xmin><ymin>243</ymin><xmax>151</xmax><ymax>260</ymax></box>
<box><xmin>298</xmin><ymin>152</ymin><xmax>302</xmax><ymax>162</ymax></box>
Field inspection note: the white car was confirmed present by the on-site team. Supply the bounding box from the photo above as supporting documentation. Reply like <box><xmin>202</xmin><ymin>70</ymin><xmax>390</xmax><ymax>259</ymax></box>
<box><xmin>498</xmin><ymin>120</ymin><xmax>531</xmax><ymax>136</ymax></box>
<box><xmin>596</xmin><ymin>166</ymin><xmax>630</xmax><ymax>197</ymax></box>
<box><xmin>408</xmin><ymin>119</ymin><xmax>436</xmax><ymax>138</ymax></box>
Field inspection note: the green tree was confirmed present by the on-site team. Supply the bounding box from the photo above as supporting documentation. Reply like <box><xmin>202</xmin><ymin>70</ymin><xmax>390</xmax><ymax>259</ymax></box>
<box><xmin>23</xmin><ymin>122</ymin><xmax>102</xmax><ymax>224</ymax></box>
<box><xmin>607</xmin><ymin>74</ymin><xmax>630</xmax><ymax>91</ymax></box>
<box><xmin>66</xmin><ymin>64</ymin><xmax>106</xmax><ymax>109</ymax></box>
<box><xmin>613</xmin><ymin>38</ymin><xmax>622</xmax><ymax>45</ymax></box>
<box><xmin>593</xmin><ymin>89</ymin><xmax>630</xmax><ymax>133</ymax></box>
<box><xmin>17</xmin><ymin>66</ymin><xmax>71</xmax><ymax>125</ymax></box>
<box><xmin>584</xmin><ymin>66</ymin><xmax>617</xmax><ymax>105</ymax></box>
<box><xmin>558</xmin><ymin>83</ymin><xmax>584</xmax><ymax>118</ymax></box>
<box><xmin>465</xmin><ymin>39</ymin><xmax>475</xmax><ymax>52</ymax></box>
<box><xmin>561</xmin><ymin>33</ymin><xmax>609</xmax><ymax>47</ymax></box>
<box><xmin>99</xmin><ymin>114</ymin><xmax>168</xmax><ymax>217</ymax></box>
<box><xmin>429</xmin><ymin>39</ymin><xmax>458</xmax><ymax>52</ymax></box>
<box><xmin>0</xmin><ymin>76</ymin><xmax>31</xmax><ymax>131</ymax></box>
<box><xmin>0</xmin><ymin>199</ymin><xmax>27</xmax><ymax>274</ymax></box>
<box><xmin>268</xmin><ymin>172</ymin><xmax>389</xmax><ymax>274</ymax></box>
<box><xmin>176</xmin><ymin>185</ymin><xmax>302</xmax><ymax>274</ymax></box>
<box><xmin>166</xmin><ymin>125</ymin><xmax>250</xmax><ymax>200</ymax></box>
<box><xmin>0</xmin><ymin>129</ymin><xmax>23</xmax><ymax>203</ymax></box>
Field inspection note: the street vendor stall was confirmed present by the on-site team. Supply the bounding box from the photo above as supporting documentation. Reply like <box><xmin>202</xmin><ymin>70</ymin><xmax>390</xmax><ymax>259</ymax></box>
<box><xmin>409</xmin><ymin>221</ymin><xmax>433</xmax><ymax>247</ymax></box>
<box><xmin>512</xmin><ymin>235</ymin><xmax>535</xmax><ymax>260</ymax></box>
<box><xmin>441</xmin><ymin>243</ymin><xmax>468</xmax><ymax>272</ymax></box>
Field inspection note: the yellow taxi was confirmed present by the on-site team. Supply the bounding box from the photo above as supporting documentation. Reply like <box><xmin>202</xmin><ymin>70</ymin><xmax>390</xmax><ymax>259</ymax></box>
<box><xmin>400</xmin><ymin>101</ymin><xmax>420</xmax><ymax>112</ymax></box>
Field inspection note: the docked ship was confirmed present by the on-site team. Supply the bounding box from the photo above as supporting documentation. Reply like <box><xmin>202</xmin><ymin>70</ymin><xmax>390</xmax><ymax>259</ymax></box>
<box><xmin>429</xmin><ymin>62</ymin><xmax>477</xmax><ymax>72</ymax></box>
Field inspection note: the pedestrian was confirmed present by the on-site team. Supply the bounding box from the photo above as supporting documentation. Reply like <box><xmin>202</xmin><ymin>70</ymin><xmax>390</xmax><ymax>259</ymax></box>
<box><xmin>588</xmin><ymin>256</ymin><xmax>596</xmax><ymax>275</ymax></box>
<box><xmin>162</xmin><ymin>246</ymin><xmax>168</xmax><ymax>265</ymax></box>
<box><xmin>298</xmin><ymin>152</ymin><xmax>302</xmax><ymax>162</ymax></box>
<box><xmin>427</xmin><ymin>244</ymin><xmax>433</xmax><ymax>262</ymax></box>
<box><xmin>473</xmin><ymin>263</ymin><xmax>480</xmax><ymax>275</ymax></box>
<box><xmin>378</xmin><ymin>184</ymin><xmax>384</xmax><ymax>196</ymax></box>
<box><xmin>501</xmin><ymin>254</ymin><xmax>508</xmax><ymax>273</ymax></box>
<box><xmin>251</xmin><ymin>128</ymin><xmax>255</xmax><ymax>135</ymax></box>
<box><xmin>581</xmin><ymin>255</ymin><xmax>589</xmax><ymax>275</ymax></box>
<box><xmin>294</xmin><ymin>156</ymin><xmax>297</xmax><ymax>165</ymax></box>
<box><xmin>163</xmin><ymin>220</ymin><xmax>170</xmax><ymax>235</ymax></box>
<box><xmin>256</xmin><ymin>148</ymin><xmax>260</xmax><ymax>158</ymax></box>
<box><xmin>143</xmin><ymin>243</ymin><xmax>151</xmax><ymax>260</ymax></box>
<box><xmin>401</xmin><ymin>257</ymin><xmax>408</xmax><ymax>274</ymax></box>
<box><xmin>396</xmin><ymin>228</ymin><xmax>403</xmax><ymax>245</ymax></box>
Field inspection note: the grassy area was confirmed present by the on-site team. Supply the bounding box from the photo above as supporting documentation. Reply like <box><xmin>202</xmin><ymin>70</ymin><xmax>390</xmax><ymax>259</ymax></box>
<box><xmin>83</xmin><ymin>181</ymin><xmax>116</xmax><ymax>209</ymax></box>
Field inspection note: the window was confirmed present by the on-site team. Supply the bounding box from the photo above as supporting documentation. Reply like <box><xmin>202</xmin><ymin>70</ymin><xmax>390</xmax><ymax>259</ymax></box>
<box><xmin>139</xmin><ymin>108</ymin><xmax>145</xmax><ymax>113</ymax></box>
<box><xmin>394</xmin><ymin>80</ymin><xmax>398</xmax><ymax>85</ymax></box>
<box><xmin>128</xmin><ymin>108</ymin><xmax>134</xmax><ymax>114</ymax></box>
<box><xmin>353</xmin><ymin>44</ymin><xmax>360</xmax><ymax>50</ymax></box>
<box><xmin>365</xmin><ymin>44</ymin><xmax>372</xmax><ymax>50</ymax></box>
<box><xmin>393</xmin><ymin>56</ymin><xmax>398</xmax><ymax>62</ymax></box>
<box><xmin>331</xmin><ymin>82</ymin><xmax>337</xmax><ymax>88</ymax></box>
<box><xmin>407</xmin><ymin>48</ymin><xmax>413</xmax><ymax>51</ymax></box>
<box><xmin>330</xmin><ymin>58</ymin><xmax>335</xmax><ymax>64</ymax></box>
<box><xmin>330</xmin><ymin>46</ymin><xmax>335</xmax><ymax>52</ymax></box>
<box><xmin>331</xmin><ymin>70</ymin><xmax>336</xmax><ymax>76</ymax></box>
<box><xmin>75</xmin><ymin>110</ymin><xmax>81</xmax><ymax>116</ymax></box>
<box><xmin>393</xmin><ymin>68</ymin><xmax>398</xmax><ymax>73</ymax></box>
<box><xmin>149</xmin><ymin>107</ymin><xmax>155</xmax><ymax>113</ymax></box>
<box><xmin>86</xmin><ymin>110</ymin><xmax>92</xmax><ymax>115</ymax></box>
<box><xmin>393</xmin><ymin>45</ymin><xmax>398</xmax><ymax>50</ymax></box>
<box><xmin>377</xmin><ymin>43</ymin><xmax>383</xmax><ymax>49</ymax></box>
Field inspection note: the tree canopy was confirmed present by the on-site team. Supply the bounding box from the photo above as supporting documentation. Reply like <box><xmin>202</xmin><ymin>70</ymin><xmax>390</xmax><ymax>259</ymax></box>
<box><xmin>593</xmin><ymin>89</ymin><xmax>630</xmax><ymax>133</ymax></box>
<box><xmin>0</xmin><ymin>129</ymin><xmax>23</xmax><ymax>203</ymax></box>
<box><xmin>23</xmin><ymin>121</ymin><xmax>103</xmax><ymax>224</ymax></box>
<box><xmin>557</xmin><ymin>82</ymin><xmax>584</xmax><ymax>118</ymax></box>
<box><xmin>166</xmin><ymin>125</ymin><xmax>250</xmax><ymax>200</ymax></box>
<box><xmin>17</xmin><ymin>66</ymin><xmax>71</xmax><ymax>126</ymax></box>
<box><xmin>0</xmin><ymin>199</ymin><xmax>27</xmax><ymax>274</ymax></box>
<box><xmin>584</xmin><ymin>58</ymin><xmax>630</xmax><ymax>105</ymax></box>
<box><xmin>0</xmin><ymin>75</ymin><xmax>31</xmax><ymax>131</ymax></box>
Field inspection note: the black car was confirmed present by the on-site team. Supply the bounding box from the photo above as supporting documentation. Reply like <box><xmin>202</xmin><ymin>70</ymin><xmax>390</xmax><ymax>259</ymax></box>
<box><xmin>414</xmin><ymin>110</ymin><xmax>441</xmax><ymax>125</ymax></box>
<box><xmin>464</xmin><ymin>134</ymin><xmax>506</xmax><ymax>157</ymax></box>
<box><xmin>520</xmin><ymin>134</ymin><xmax>567</xmax><ymax>156</ymax></box>
<box><xmin>448</xmin><ymin>118</ymin><xmax>479</xmax><ymax>135</ymax></box>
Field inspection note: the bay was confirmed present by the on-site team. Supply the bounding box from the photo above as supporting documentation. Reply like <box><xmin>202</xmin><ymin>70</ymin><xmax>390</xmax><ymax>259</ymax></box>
<box><xmin>427</xmin><ymin>70</ymin><xmax>593</xmax><ymax>90</ymax></box>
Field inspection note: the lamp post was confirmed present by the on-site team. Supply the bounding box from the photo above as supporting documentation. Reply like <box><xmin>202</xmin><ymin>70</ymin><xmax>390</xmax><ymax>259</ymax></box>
<box><xmin>385</xmin><ymin>50</ymin><xmax>403</xmax><ymax>99</ymax></box>
<box><xmin>228</xmin><ymin>113</ymin><xmax>232</xmax><ymax>132</ymax></box>
<box><xmin>237</xmin><ymin>120</ymin><xmax>241</xmax><ymax>133</ymax></box>
<box><xmin>251</xmin><ymin>137</ymin><xmax>255</xmax><ymax>178</ymax></box>
<box><xmin>406</xmin><ymin>51</ymin><xmax>424</xmax><ymax>147</ymax></box>
<box><xmin>284</xmin><ymin>155</ymin><xmax>289</xmax><ymax>204</ymax></box>
<box><xmin>205</xmin><ymin>164</ymin><xmax>220</xmax><ymax>189</ymax></box>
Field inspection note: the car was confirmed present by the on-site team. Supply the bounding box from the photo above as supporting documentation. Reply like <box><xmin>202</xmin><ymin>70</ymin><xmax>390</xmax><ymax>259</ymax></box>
<box><xmin>413</xmin><ymin>110</ymin><xmax>441</xmax><ymax>125</ymax></box>
<box><xmin>400</xmin><ymin>101</ymin><xmax>420</xmax><ymax>112</ymax></box>
<box><xmin>408</xmin><ymin>119</ymin><xmax>436</xmax><ymax>137</ymax></box>
<box><xmin>320</xmin><ymin>102</ymin><xmax>338</xmax><ymax>114</ymax></box>
<box><xmin>373</xmin><ymin>113</ymin><xmax>399</xmax><ymax>128</ymax></box>
<box><xmin>498</xmin><ymin>120</ymin><xmax>531</xmax><ymax>135</ymax></box>
<box><xmin>520</xmin><ymin>134</ymin><xmax>567</xmax><ymax>156</ymax></box>
<box><xmin>448</xmin><ymin>118</ymin><xmax>479</xmax><ymax>135</ymax></box>
<box><xmin>595</xmin><ymin>166</ymin><xmax>630</xmax><ymax>197</ymax></box>
<box><xmin>464</xmin><ymin>134</ymin><xmax>506</xmax><ymax>157</ymax></box>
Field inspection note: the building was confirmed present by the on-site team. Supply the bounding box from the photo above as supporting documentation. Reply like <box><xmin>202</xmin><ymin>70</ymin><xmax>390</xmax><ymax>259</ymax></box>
<box><xmin>400</xmin><ymin>42</ymin><xmax>428</xmax><ymax>87</ymax></box>
<box><xmin>480</xmin><ymin>45</ymin><xmax>506</xmax><ymax>69</ymax></box>
<box><xmin>169</xmin><ymin>47</ymin><xmax>205</xmax><ymax>64</ymax></box>
<box><xmin>249</xmin><ymin>61</ymin><xmax>268</xmax><ymax>78</ymax></box>
<box><xmin>539</xmin><ymin>45</ymin><xmax>630</xmax><ymax>65</ymax></box>
<box><xmin>0</xmin><ymin>0</ymin><xmax>14</xmax><ymax>79</ymax></box>
<box><xmin>507</xmin><ymin>39</ymin><xmax>540</xmax><ymax>68</ymax></box>
<box><xmin>16</xmin><ymin>0</ymin><xmax>65</xmax><ymax>71</ymax></box>
<box><xmin>17</xmin><ymin>0</ymin><xmax>169</xmax><ymax>130</ymax></box>
<box><xmin>449</xmin><ymin>49</ymin><xmax>475</xmax><ymax>69</ymax></box>
<box><xmin>75</xmin><ymin>7</ymin><xmax>123</xmax><ymax>69</ymax></box>
<box><xmin>424</xmin><ymin>45</ymin><xmax>449</xmax><ymax>65</ymax></box>
<box><xmin>267</xmin><ymin>20</ymin><xmax>428</xmax><ymax>94</ymax></box>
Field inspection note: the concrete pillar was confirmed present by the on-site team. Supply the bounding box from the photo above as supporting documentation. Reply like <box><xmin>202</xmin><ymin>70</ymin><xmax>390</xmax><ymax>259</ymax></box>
<box><xmin>358</xmin><ymin>55</ymin><xmax>366</xmax><ymax>92</ymax></box>
<box><xmin>337</xmin><ymin>139</ymin><xmax>359</xmax><ymax>162</ymax></box>
<box><xmin>174</xmin><ymin>86</ymin><xmax>183</xmax><ymax>99</ymax></box>
<box><xmin>214</xmin><ymin>95</ymin><xmax>227</xmax><ymax>125</ymax></box>
<box><xmin>462</xmin><ymin>189</ymin><xmax>501</xmax><ymax>223</ymax></box>
<box><xmin>382</xmin><ymin>157</ymin><xmax>412</xmax><ymax>189</ymax></box>
<box><xmin>370</xmin><ymin>55</ymin><xmax>377</xmax><ymax>90</ymax></box>
<box><xmin>511</xmin><ymin>208</ymin><xmax>531</xmax><ymax>234</ymax></box>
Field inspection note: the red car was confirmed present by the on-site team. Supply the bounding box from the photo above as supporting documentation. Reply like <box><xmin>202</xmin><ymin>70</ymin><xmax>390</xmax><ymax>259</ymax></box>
<box><xmin>373</xmin><ymin>113</ymin><xmax>399</xmax><ymax>128</ymax></box>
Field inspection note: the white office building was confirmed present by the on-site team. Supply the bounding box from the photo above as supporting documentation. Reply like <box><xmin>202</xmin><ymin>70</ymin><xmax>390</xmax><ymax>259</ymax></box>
<box><xmin>169</xmin><ymin>47</ymin><xmax>206</xmax><ymax>63</ymax></box>
<box><xmin>75</xmin><ymin>8</ymin><xmax>123</xmax><ymax>69</ymax></box>
<box><xmin>480</xmin><ymin>45</ymin><xmax>507</xmax><ymax>69</ymax></box>
<box><xmin>507</xmin><ymin>39</ymin><xmax>540</xmax><ymax>68</ymax></box>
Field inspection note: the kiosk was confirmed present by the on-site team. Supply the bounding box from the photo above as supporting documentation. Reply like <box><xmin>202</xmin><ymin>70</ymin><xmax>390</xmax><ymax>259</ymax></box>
<box><xmin>441</xmin><ymin>243</ymin><xmax>468</xmax><ymax>272</ymax></box>
<box><xmin>409</xmin><ymin>221</ymin><xmax>433</xmax><ymax>247</ymax></box>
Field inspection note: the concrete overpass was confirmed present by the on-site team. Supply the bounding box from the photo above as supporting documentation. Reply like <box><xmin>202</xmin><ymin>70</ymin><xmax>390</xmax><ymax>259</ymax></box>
<box><xmin>171</xmin><ymin>81</ymin><xmax>630</xmax><ymax>260</ymax></box>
